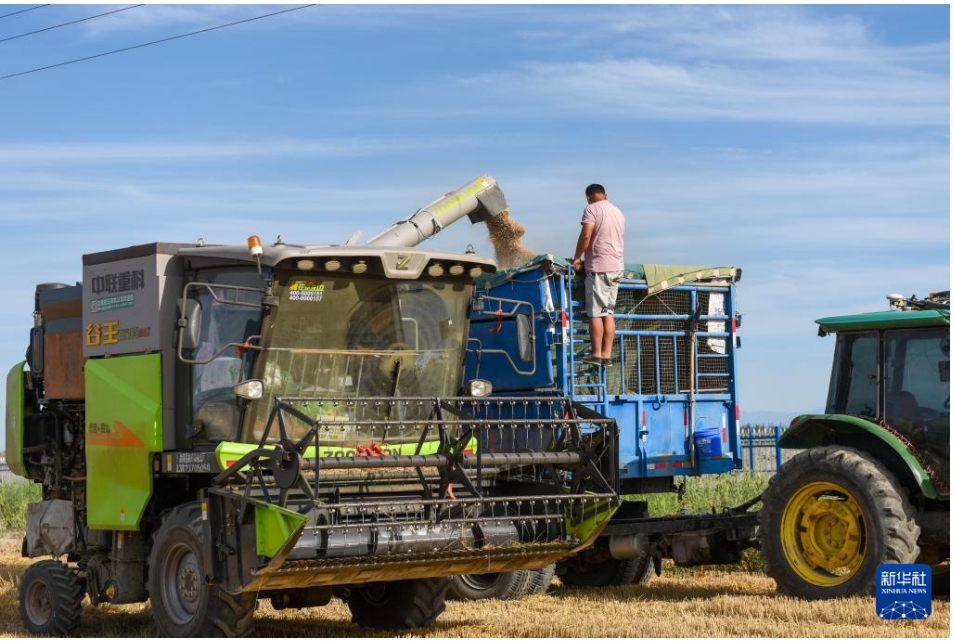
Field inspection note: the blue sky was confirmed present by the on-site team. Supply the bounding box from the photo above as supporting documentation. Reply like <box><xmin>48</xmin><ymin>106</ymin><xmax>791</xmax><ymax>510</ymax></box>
<box><xmin>0</xmin><ymin>3</ymin><xmax>949</xmax><ymax>435</ymax></box>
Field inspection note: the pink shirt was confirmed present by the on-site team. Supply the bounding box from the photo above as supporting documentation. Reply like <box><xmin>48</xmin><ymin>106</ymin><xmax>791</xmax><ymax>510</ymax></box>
<box><xmin>582</xmin><ymin>200</ymin><xmax>625</xmax><ymax>272</ymax></box>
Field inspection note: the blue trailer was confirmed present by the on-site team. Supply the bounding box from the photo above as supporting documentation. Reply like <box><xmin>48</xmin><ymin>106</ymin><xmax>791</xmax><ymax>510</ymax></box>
<box><xmin>456</xmin><ymin>255</ymin><xmax>760</xmax><ymax>592</ymax></box>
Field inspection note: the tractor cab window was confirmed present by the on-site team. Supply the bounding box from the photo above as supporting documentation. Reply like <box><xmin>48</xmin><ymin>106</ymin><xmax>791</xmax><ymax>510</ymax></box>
<box><xmin>884</xmin><ymin>328</ymin><xmax>949</xmax><ymax>482</ymax></box>
<box><xmin>826</xmin><ymin>332</ymin><xmax>878</xmax><ymax>418</ymax></box>
<box><xmin>885</xmin><ymin>328</ymin><xmax>950</xmax><ymax>428</ymax></box>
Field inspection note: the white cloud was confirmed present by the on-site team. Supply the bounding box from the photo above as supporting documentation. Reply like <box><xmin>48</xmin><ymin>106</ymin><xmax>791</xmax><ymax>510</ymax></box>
<box><xmin>68</xmin><ymin>4</ymin><xmax>949</xmax><ymax>130</ymax></box>
<box><xmin>79</xmin><ymin>4</ymin><xmax>282</xmax><ymax>38</ymax></box>
<box><xmin>614</xmin><ymin>5</ymin><xmax>947</xmax><ymax>64</ymax></box>
<box><xmin>0</xmin><ymin>136</ymin><xmax>480</xmax><ymax>163</ymax></box>
<box><xmin>509</xmin><ymin>5</ymin><xmax>948</xmax><ymax>66</ymax></box>
<box><xmin>78</xmin><ymin>4</ymin><xmax>526</xmax><ymax>39</ymax></box>
<box><xmin>737</xmin><ymin>260</ymin><xmax>952</xmax><ymax>338</ymax></box>
<box><xmin>451</xmin><ymin>54</ymin><xmax>948</xmax><ymax>125</ymax></box>
<box><xmin>280</xmin><ymin>4</ymin><xmax>948</xmax><ymax>126</ymax></box>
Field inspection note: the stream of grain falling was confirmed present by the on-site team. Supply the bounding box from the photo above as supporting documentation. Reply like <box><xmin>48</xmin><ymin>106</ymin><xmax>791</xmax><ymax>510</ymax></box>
<box><xmin>484</xmin><ymin>208</ymin><xmax>538</xmax><ymax>269</ymax></box>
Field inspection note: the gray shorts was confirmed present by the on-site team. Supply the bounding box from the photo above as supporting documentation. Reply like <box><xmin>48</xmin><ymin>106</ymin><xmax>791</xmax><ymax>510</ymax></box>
<box><xmin>585</xmin><ymin>271</ymin><xmax>623</xmax><ymax>317</ymax></box>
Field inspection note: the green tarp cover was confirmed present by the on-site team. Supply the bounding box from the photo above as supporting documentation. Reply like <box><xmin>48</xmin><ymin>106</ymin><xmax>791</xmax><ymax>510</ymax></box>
<box><xmin>640</xmin><ymin>264</ymin><xmax>740</xmax><ymax>294</ymax></box>
<box><xmin>477</xmin><ymin>253</ymin><xmax>739</xmax><ymax>295</ymax></box>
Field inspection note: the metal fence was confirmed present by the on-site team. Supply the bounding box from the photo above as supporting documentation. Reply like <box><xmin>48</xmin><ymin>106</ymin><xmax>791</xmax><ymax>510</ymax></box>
<box><xmin>740</xmin><ymin>425</ymin><xmax>783</xmax><ymax>473</ymax></box>
<box><xmin>0</xmin><ymin>457</ymin><xmax>15</xmax><ymax>482</ymax></box>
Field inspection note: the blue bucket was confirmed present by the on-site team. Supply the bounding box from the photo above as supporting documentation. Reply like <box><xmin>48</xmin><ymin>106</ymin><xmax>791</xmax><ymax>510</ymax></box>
<box><xmin>694</xmin><ymin>427</ymin><xmax>723</xmax><ymax>459</ymax></box>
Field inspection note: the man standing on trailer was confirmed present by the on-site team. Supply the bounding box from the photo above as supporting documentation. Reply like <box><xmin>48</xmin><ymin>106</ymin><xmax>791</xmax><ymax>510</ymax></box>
<box><xmin>571</xmin><ymin>184</ymin><xmax>625</xmax><ymax>367</ymax></box>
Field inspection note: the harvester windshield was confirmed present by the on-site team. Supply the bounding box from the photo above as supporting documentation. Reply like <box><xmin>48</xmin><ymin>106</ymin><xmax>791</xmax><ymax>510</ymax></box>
<box><xmin>243</xmin><ymin>272</ymin><xmax>472</xmax><ymax>443</ymax></box>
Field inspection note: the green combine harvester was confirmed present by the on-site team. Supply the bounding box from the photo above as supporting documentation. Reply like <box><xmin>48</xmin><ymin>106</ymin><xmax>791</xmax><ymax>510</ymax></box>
<box><xmin>5</xmin><ymin>176</ymin><xmax>619</xmax><ymax>636</ymax></box>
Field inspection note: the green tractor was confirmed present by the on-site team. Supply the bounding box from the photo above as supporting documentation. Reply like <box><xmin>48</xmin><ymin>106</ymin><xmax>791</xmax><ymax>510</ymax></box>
<box><xmin>760</xmin><ymin>291</ymin><xmax>950</xmax><ymax>598</ymax></box>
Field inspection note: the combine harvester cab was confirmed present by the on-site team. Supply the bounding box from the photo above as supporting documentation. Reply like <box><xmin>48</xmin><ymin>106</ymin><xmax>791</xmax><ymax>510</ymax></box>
<box><xmin>457</xmin><ymin>255</ymin><xmax>751</xmax><ymax>596</ymax></box>
<box><xmin>4</xmin><ymin>177</ymin><xmax>619</xmax><ymax>636</ymax></box>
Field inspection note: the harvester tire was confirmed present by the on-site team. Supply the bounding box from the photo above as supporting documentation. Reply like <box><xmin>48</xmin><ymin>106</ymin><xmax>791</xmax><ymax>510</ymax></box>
<box><xmin>19</xmin><ymin>559</ymin><xmax>85</xmax><ymax>636</ymax></box>
<box><xmin>148</xmin><ymin>504</ymin><xmax>256</xmax><ymax>637</ymax></box>
<box><xmin>759</xmin><ymin>445</ymin><xmax>920</xmax><ymax>599</ymax></box>
<box><xmin>525</xmin><ymin>564</ymin><xmax>557</xmax><ymax>595</ymax></box>
<box><xmin>558</xmin><ymin>554</ymin><xmax>654</xmax><ymax>587</ymax></box>
<box><xmin>447</xmin><ymin>571</ymin><xmax>532</xmax><ymax>601</ymax></box>
<box><xmin>632</xmin><ymin>553</ymin><xmax>657</xmax><ymax>585</ymax></box>
<box><xmin>347</xmin><ymin>577</ymin><xmax>451</xmax><ymax>629</ymax></box>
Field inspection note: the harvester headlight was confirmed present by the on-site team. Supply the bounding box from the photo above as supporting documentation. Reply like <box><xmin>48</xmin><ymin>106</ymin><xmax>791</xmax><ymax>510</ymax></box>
<box><xmin>324</xmin><ymin>259</ymin><xmax>341</xmax><ymax>272</ymax></box>
<box><xmin>352</xmin><ymin>261</ymin><xmax>368</xmax><ymax>274</ymax></box>
<box><xmin>469</xmin><ymin>267</ymin><xmax>483</xmax><ymax>279</ymax></box>
<box><xmin>466</xmin><ymin>379</ymin><xmax>492</xmax><ymax>397</ymax></box>
<box><xmin>427</xmin><ymin>263</ymin><xmax>444</xmax><ymax>278</ymax></box>
<box><xmin>297</xmin><ymin>259</ymin><xmax>315</xmax><ymax>271</ymax></box>
<box><xmin>449</xmin><ymin>264</ymin><xmax>465</xmax><ymax>276</ymax></box>
<box><xmin>234</xmin><ymin>379</ymin><xmax>264</xmax><ymax>400</ymax></box>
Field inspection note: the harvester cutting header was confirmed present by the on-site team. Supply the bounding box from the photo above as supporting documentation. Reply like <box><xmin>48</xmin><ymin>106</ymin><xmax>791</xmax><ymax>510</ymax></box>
<box><xmin>6</xmin><ymin>176</ymin><xmax>619</xmax><ymax>636</ymax></box>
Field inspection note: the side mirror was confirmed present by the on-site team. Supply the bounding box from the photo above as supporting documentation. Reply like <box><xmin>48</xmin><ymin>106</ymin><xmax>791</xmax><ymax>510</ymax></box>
<box><xmin>178</xmin><ymin>299</ymin><xmax>202</xmax><ymax>351</ymax></box>
<box><xmin>939</xmin><ymin>361</ymin><xmax>949</xmax><ymax>383</ymax></box>
<box><xmin>515</xmin><ymin>314</ymin><xmax>533</xmax><ymax>363</ymax></box>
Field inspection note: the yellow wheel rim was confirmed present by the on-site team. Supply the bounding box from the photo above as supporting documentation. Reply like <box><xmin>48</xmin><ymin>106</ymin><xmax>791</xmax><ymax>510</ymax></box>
<box><xmin>779</xmin><ymin>481</ymin><xmax>866</xmax><ymax>587</ymax></box>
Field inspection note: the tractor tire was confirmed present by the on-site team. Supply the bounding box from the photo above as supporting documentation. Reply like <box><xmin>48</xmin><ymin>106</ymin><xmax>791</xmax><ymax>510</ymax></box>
<box><xmin>19</xmin><ymin>559</ymin><xmax>85</xmax><ymax>636</ymax></box>
<box><xmin>759</xmin><ymin>445</ymin><xmax>920</xmax><ymax>599</ymax></box>
<box><xmin>148</xmin><ymin>504</ymin><xmax>256</xmax><ymax>637</ymax></box>
<box><xmin>447</xmin><ymin>571</ymin><xmax>532</xmax><ymax>601</ymax></box>
<box><xmin>558</xmin><ymin>554</ymin><xmax>654</xmax><ymax>587</ymax></box>
<box><xmin>525</xmin><ymin>564</ymin><xmax>557</xmax><ymax>595</ymax></box>
<box><xmin>347</xmin><ymin>577</ymin><xmax>451</xmax><ymax>629</ymax></box>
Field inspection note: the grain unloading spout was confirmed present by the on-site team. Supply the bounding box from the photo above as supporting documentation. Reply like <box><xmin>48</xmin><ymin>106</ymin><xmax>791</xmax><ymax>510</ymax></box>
<box><xmin>365</xmin><ymin>175</ymin><xmax>508</xmax><ymax>248</ymax></box>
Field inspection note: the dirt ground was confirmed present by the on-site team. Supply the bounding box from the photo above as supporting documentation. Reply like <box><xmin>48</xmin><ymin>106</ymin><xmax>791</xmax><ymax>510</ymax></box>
<box><xmin>0</xmin><ymin>537</ymin><xmax>948</xmax><ymax>638</ymax></box>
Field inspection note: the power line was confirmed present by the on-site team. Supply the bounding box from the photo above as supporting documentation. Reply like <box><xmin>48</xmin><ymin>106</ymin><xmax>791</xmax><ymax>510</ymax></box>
<box><xmin>0</xmin><ymin>4</ymin><xmax>315</xmax><ymax>82</ymax></box>
<box><xmin>0</xmin><ymin>5</ymin><xmax>143</xmax><ymax>45</ymax></box>
<box><xmin>0</xmin><ymin>5</ymin><xmax>49</xmax><ymax>21</ymax></box>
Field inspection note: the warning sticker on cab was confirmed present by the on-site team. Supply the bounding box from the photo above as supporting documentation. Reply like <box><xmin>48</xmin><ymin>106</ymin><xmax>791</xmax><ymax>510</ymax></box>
<box><xmin>289</xmin><ymin>279</ymin><xmax>325</xmax><ymax>302</ymax></box>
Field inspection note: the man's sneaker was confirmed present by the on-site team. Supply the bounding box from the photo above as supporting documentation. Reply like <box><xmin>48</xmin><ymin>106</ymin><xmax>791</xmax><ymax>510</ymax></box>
<box><xmin>602</xmin><ymin>357</ymin><xmax>614</xmax><ymax>367</ymax></box>
<box><xmin>581</xmin><ymin>354</ymin><xmax>602</xmax><ymax>366</ymax></box>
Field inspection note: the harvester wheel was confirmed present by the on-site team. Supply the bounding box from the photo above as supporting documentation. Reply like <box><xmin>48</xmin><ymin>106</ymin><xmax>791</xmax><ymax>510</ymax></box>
<box><xmin>632</xmin><ymin>553</ymin><xmax>657</xmax><ymax>585</ymax></box>
<box><xmin>148</xmin><ymin>504</ymin><xmax>256</xmax><ymax>636</ymax></box>
<box><xmin>347</xmin><ymin>577</ymin><xmax>451</xmax><ymax>629</ymax></box>
<box><xmin>759</xmin><ymin>445</ymin><xmax>920</xmax><ymax>599</ymax></box>
<box><xmin>19</xmin><ymin>559</ymin><xmax>85</xmax><ymax>636</ymax></box>
<box><xmin>525</xmin><ymin>564</ymin><xmax>557</xmax><ymax>595</ymax></box>
<box><xmin>447</xmin><ymin>571</ymin><xmax>532</xmax><ymax>600</ymax></box>
<box><xmin>557</xmin><ymin>554</ymin><xmax>654</xmax><ymax>587</ymax></box>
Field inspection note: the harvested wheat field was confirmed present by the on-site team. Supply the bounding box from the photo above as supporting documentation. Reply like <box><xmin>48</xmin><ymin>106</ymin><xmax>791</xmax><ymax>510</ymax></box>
<box><xmin>0</xmin><ymin>549</ymin><xmax>948</xmax><ymax>638</ymax></box>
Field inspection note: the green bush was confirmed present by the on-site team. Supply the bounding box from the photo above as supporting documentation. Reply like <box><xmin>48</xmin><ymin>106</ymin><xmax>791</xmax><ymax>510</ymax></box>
<box><xmin>632</xmin><ymin>470</ymin><xmax>770</xmax><ymax>517</ymax></box>
<box><xmin>623</xmin><ymin>471</ymin><xmax>770</xmax><ymax>576</ymax></box>
<box><xmin>0</xmin><ymin>480</ymin><xmax>41</xmax><ymax>532</ymax></box>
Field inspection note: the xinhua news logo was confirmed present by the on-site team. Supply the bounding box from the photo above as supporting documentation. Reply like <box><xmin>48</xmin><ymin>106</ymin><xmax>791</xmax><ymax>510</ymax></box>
<box><xmin>876</xmin><ymin>564</ymin><xmax>932</xmax><ymax>620</ymax></box>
